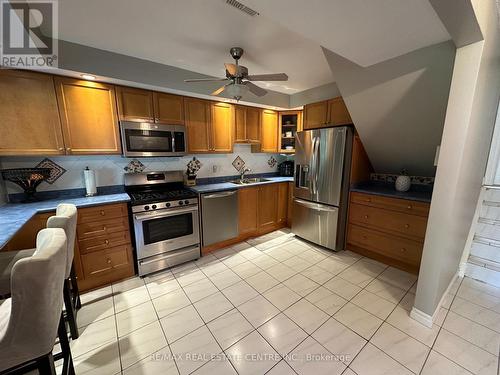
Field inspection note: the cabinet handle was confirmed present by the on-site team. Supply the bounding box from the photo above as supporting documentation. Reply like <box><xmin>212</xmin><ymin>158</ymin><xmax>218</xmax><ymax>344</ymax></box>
<box><xmin>365</xmin><ymin>198</ymin><xmax>371</xmax><ymax>202</ymax></box>
<box><xmin>106</xmin><ymin>258</ymin><xmax>112</xmax><ymax>264</ymax></box>
<box><xmin>58</xmin><ymin>148</ymin><xmax>64</xmax><ymax>151</ymax></box>
<box><xmin>105</xmin><ymin>239</ymin><xmax>109</xmax><ymax>245</ymax></box>
<box><xmin>407</xmin><ymin>205</ymin><xmax>412</xmax><ymax>209</ymax></box>
<box><xmin>364</xmin><ymin>215</ymin><xmax>369</xmax><ymax>219</ymax></box>
<box><xmin>66</xmin><ymin>148</ymin><xmax>71</xmax><ymax>151</ymax></box>
<box><xmin>404</xmin><ymin>224</ymin><xmax>410</xmax><ymax>229</ymax></box>
<box><xmin>400</xmin><ymin>248</ymin><xmax>406</xmax><ymax>252</ymax></box>
<box><xmin>100</xmin><ymin>210</ymin><xmax>105</xmax><ymax>216</ymax></box>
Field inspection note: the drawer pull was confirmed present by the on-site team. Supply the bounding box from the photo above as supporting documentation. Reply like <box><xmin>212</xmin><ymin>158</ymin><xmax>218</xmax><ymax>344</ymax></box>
<box><xmin>106</xmin><ymin>258</ymin><xmax>112</xmax><ymax>264</ymax></box>
<box><xmin>407</xmin><ymin>205</ymin><xmax>412</xmax><ymax>209</ymax></box>
<box><xmin>364</xmin><ymin>215</ymin><xmax>369</xmax><ymax>219</ymax></box>
<box><xmin>366</xmin><ymin>198</ymin><xmax>371</xmax><ymax>202</ymax></box>
<box><xmin>404</xmin><ymin>224</ymin><xmax>410</xmax><ymax>229</ymax></box>
<box><xmin>362</xmin><ymin>235</ymin><xmax>368</xmax><ymax>240</ymax></box>
<box><xmin>100</xmin><ymin>210</ymin><xmax>105</xmax><ymax>216</ymax></box>
<box><xmin>105</xmin><ymin>240</ymin><xmax>110</xmax><ymax>245</ymax></box>
<box><xmin>400</xmin><ymin>248</ymin><xmax>406</xmax><ymax>252</ymax></box>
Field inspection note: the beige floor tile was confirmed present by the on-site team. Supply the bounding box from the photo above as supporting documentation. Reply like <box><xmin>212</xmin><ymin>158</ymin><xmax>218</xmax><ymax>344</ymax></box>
<box><xmin>152</xmin><ymin>288</ymin><xmax>191</xmax><ymax>318</ymax></box>
<box><xmin>324</xmin><ymin>276</ymin><xmax>362</xmax><ymax>300</ymax></box>
<box><xmin>305</xmin><ymin>286</ymin><xmax>348</xmax><ymax>315</ymax></box>
<box><xmin>71</xmin><ymin>341</ymin><xmax>121</xmax><ymax>375</ymax></box>
<box><xmin>386</xmin><ymin>306</ymin><xmax>440</xmax><ymax>346</ymax></box>
<box><xmin>420</xmin><ymin>350</ymin><xmax>473</xmax><ymax>375</ymax></box>
<box><xmin>122</xmin><ymin>346</ymin><xmax>178</xmax><ymax>375</ymax></box>
<box><xmin>222</xmin><ymin>280</ymin><xmax>259</xmax><ymax>306</ymax></box>
<box><xmin>70</xmin><ymin>315</ymin><xmax>117</xmax><ymax>358</ymax></box>
<box><xmin>258</xmin><ymin>313</ymin><xmax>308</xmax><ymax>356</ymax></box>
<box><xmin>160</xmin><ymin>304</ymin><xmax>204</xmax><ymax>343</ymax></box>
<box><xmin>365</xmin><ymin>278</ymin><xmax>407</xmax><ymax>303</ymax></box>
<box><xmin>300</xmin><ymin>265</ymin><xmax>335</xmax><ymax>284</ymax></box>
<box><xmin>350</xmin><ymin>343</ymin><xmax>413</xmax><ymax>375</ymax></box>
<box><xmin>451</xmin><ymin>296</ymin><xmax>500</xmax><ymax>333</ymax></box>
<box><xmin>238</xmin><ymin>295</ymin><xmax>280</xmax><ymax>328</ymax></box>
<box><xmin>207</xmin><ymin>309</ymin><xmax>254</xmax><ymax>349</ymax></box>
<box><xmin>283</xmin><ymin>273</ymin><xmax>319</xmax><ymax>296</ymax></box>
<box><xmin>116</xmin><ymin>300</ymin><xmax>158</xmax><ymax>337</ymax></box>
<box><xmin>284</xmin><ymin>299</ymin><xmax>329</xmax><ymax>334</ymax></box>
<box><xmin>245</xmin><ymin>270</ymin><xmax>280</xmax><ymax>293</ymax></box>
<box><xmin>193</xmin><ymin>291</ymin><xmax>233</xmax><ymax>323</ymax></box>
<box><xmin>182</xmin><ymin>277</ymin><xmax>218</xmax><ymax>303</ymax></box>
<box><xmin>263</xmin><ymin>284</ymin><xmax>302</xmax><ymax>311</ymax></box>
<box><xmin>351</xmin><ymin>290</ymin><xmax>396</xmax><ymax>319</ymax></box>
<box><xmin>334</xmin><ymin>303</ymin><xmax>383</xmax><ymax>340</ymax></box>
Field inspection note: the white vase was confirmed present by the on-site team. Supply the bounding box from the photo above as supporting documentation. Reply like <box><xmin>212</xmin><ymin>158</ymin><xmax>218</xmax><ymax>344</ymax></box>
<box><xmin>395</xmin><ymin>175</ymin><xmax>411</xmax><ymax>192</ymax></box>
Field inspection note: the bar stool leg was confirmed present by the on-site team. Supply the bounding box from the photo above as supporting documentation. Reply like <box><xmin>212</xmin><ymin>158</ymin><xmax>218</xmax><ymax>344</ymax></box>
<box><xmin>69</xmin><ymin>264</ymin><xmax>81</xmax><ymax>310</ymax></box>
<box><xmin>36</xmin><ymin>353</ymin><xmax>56</xmax><ymax>375</ymax></box>
<box><xmin>63</xmin><ymin>280</ymin><xmax>79</xmax><ymax>340</ymax></box>
<box><xmin>57</xmin><ymin>313</ymin><xmax>75</xmax><ymax>375</ymax></box>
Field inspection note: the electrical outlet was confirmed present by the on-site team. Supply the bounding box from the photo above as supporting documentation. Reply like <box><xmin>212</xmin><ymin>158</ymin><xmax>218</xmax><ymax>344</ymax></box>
<box><xmin>212</xmin><ymin>165</ymin><xmax>218</xmax><ymax>173</ymax></box>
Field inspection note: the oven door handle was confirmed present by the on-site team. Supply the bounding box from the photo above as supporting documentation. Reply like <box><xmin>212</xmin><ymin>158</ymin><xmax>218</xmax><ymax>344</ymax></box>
<box><xmin>134</xmin><ymin>206</ymin><xmax>198</xmax><ymax>221</ymax></box>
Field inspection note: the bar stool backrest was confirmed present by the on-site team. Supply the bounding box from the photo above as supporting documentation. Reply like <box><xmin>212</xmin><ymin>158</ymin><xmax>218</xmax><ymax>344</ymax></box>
<box><xmin>0</xmin><ymin>228</ymin><xmax>67</xmax><ymax>372</ymax></box>
<box><xmin>47</xmin><ymin>203</ymin><xmax>77</xmax><ymax>279</ymax></box>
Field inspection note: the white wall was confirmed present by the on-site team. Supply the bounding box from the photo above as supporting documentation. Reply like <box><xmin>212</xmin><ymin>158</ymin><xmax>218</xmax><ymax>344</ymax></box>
<box><xmin>0</xmin><ymin>144</ymin><xmax>281</xmax><ymax>195</ymax></box>
<box><xmin>322</xmin><ymin>41</ymin><xmax>455</xmax><ymax>177</ymax></box>
<box><xmin>414</xmin><ymin>0</ymin><xmax>500</xmax><ymax>316</ymax></box>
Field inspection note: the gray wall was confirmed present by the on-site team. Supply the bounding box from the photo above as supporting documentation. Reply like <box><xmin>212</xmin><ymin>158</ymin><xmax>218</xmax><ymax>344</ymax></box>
<box><xmin>289</xmin><ymin>82</ymin><xmax>341</xmax><ymax>108</ymax></box>
<box><xmin>415</xmin><ymin>0</ymin><xmax>500</xmax><ymax>316</ymax></box>
<box><xmin>323</xmin><ymin>41</ymin><xmax>456</xmax><ymax>177</ymax></box>
<box><xmin>57</xmin><ymin>40</ymin><xmax>291</xmax><ymax>108</ymax></box>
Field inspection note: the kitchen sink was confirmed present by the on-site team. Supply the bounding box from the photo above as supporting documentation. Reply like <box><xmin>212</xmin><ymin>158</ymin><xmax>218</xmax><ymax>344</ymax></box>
<box><xmin>230</xmin><ymin>178</ymin><xmax>270</xmax><ymax>185</ymax></box>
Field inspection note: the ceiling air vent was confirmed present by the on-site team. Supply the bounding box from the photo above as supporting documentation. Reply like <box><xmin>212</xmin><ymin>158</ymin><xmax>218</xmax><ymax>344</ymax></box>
<box><xmin>226</xmin><ymin>0</ymin><xmax>259</xmax><ymax>16</ymax></box>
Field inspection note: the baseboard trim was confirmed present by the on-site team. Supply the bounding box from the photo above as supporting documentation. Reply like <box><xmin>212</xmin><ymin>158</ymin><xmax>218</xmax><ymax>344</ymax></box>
<box><xmin>410</xmin><ymin>307</ymin><xmax>433</xmax><ymax>328</ymax></box>
<box><xmin>411</xmin><ymin>271</ymin><xmax>459</xmax><ymax>328</ymax></box>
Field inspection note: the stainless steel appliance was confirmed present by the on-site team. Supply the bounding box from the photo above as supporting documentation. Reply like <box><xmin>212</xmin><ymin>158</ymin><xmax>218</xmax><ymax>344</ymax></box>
<box><xmin>278</xmin><ymin>160</ymin><xmax>294</xmax><ymax>177</ymax></box>
<box><xmin>125</xmin><ymin>171</ymin><xmax>200</xmax><ymax>276</ymax></box>
<box><xmin>292</xmin><ymin>126</ymin><xmax>353</xmax><ymax>250</ymax></box>
<box><xmin>201</xmin><ymin>190</ymin><xmax>239</xmax><ymax>246</ymax></box>
<box><xmin>120</xmin><ymin>121</ymin><xmax>187</xmax><ymax>157</ymax></box>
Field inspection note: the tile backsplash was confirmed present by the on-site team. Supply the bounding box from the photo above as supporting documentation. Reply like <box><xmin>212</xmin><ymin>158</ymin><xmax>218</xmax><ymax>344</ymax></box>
<box><xmin>0</xmin><ymin>144</ymin><xmax>284</xmax><ymax>195</ymax></box>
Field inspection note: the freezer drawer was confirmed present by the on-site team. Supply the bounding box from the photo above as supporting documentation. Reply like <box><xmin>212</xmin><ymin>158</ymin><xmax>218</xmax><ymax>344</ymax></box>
<box><xmin>292</xmin><ymin>198</ymin><xmax>339</xmax><ymax>250</ymax></box>
<box><xmin>201</xmin><ymin>190</ymin><xmax>239</xmax><ymax>246</ymax></box>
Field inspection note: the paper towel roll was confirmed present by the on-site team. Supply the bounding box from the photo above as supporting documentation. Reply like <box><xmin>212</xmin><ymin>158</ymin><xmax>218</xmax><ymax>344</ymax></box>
<box><xmin>84</xmin><ymin>167</ymin><xmax>97</xmax><ymax>197</ymax></box>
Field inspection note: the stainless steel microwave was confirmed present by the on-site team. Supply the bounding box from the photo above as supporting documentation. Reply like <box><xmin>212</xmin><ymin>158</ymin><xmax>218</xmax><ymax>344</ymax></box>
<box><xmin>120</xmin><ymin>121</ymin><xmax>187</xmax><ymax>157</ymax></box>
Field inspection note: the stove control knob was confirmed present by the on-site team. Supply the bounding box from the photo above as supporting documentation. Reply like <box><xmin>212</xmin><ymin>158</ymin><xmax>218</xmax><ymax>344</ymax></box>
<box><xmin>144</xmin><ymin>206</ymin><xmax>150</xmax><ymax>211</ymax></box>
<box><xmin>179</xmin><ymin>200</ymin><xmax>184</xmax><ymax>205</ymax></box>
<box><xmin>184</xmin><ymin>200</ymin><xmax>189</xmax><ymax>205</ymax></box>
<box><xmin>152</xmin><ymin>204</ymin><xmax>157</xmax><ymax>210</ymax></box>
<box><xmin>165</xmin><ymin>202</ymin><xmax>171</xmax><ymax>208</ymax></box>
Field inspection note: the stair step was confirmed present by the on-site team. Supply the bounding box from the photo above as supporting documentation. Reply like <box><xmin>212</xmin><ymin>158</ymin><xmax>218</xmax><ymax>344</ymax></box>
<box><xmin>478</xmin><ymin>217</ymin><xmax>500</xmax><ymax>226</ymax></box>
<box><xmin>473</xmin><ymin>235</ymin><xmax>500</xmax><ymax>248</ymax></box>
<box><xmin>465</xmin><ymin>261</ymin><xmax>500</xmax><ymax>288</ymax></box>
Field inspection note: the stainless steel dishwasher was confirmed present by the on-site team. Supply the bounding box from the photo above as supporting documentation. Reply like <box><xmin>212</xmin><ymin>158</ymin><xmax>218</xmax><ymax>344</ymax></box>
<box><xmin>200</xmin><ymin>190</ymin><xmax>239</xmax><ymax>246</ymax></box>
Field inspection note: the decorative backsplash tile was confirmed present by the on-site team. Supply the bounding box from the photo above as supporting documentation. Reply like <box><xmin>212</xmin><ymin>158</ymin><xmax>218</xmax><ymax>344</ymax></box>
<box><xmin>268</xmin><ymin>156</ymin><xmax>277</xmax><ymax>168</ymax></box>
<box><xmin>35</xmin><ymin>158</ymin><xmax>66</xmax><ymax>184</ymax></box>
<box><xmin>232</xmin><ymin>156</ymin><xmax>245</xmax><ymax>171</ymax></box>
<box><xmin>124</xmin><ymin>159</ymin><xmax>145</xmax><ymax>173</ymax></box>
<box><xmin>186</xmin><ymin>157</ymin><xmax>202</xmax><ymax>176</ymax></box>
<box><xmin>370</xmin><ymin>173</ymin><xmax>434</xmax><ymax>185</ymax></box>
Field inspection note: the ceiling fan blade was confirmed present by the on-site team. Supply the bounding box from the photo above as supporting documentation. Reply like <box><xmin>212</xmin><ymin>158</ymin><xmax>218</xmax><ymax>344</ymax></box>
<box><xmin>184</xmin><ymin>78</ymin><xmax>227</xmax><ymax>83</ymax></box>
<box><xmin>244</xmin><ymin>81</ymin><xmax>267</xmax><ymax>97</ymax></box>
<box><xmin>224</xmin><ymin>63</ymin><xmax>238</xmax><ymax>76</ymax></box>
<box><xmin>211</xmin><ymin>84</ymin><xmax>229</xmax><ymax>96</ymax></box>
<box><xmin>246</xmin><ymin>73</ymin><xmax>288</xmax><ymax>81</ymax></box>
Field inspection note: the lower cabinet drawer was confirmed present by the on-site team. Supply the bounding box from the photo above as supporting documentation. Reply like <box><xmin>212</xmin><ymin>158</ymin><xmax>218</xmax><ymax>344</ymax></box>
<box><xmin>351</xmin><ymin>192</ymin><xmax>430</xmax><ymax>217</ymax></box>
<box><xmin>77</xmin><ymin>217</ymin><xmax>130</xmax><ymax>240</ymax></box>
<box><xmin>78</xmin><ymin>230</ymin><xmax>131</xmax><ymax>254</ymax></box>
<box><xmin>81</xmin><ymin>245</ymin><xmax>133</xmax><ymax>278</ymax></box>
<box><xmin>349</xmin><ymin>203</ymin><xmax>428</xmax><ymax>240</ymax></box>
<box><xmin>78</xmin><ymin>203</ymin><xmax>128</xmax><ymax>224</ymax></box>
<box><xmin>347</xmin><ymin>224</ymin><xmax>422</xmax><ymax>266</ymax></box>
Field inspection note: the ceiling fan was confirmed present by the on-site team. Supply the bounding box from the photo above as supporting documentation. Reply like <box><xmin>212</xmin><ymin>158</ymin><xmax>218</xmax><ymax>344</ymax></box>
<box><xmin>184</xmin><ymin>47</ymin><xmax>288</xmax><ymax>101</ymax></box>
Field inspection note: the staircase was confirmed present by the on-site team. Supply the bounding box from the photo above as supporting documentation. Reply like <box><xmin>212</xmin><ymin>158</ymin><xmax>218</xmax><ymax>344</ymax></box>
<box><xmin>465</xmin><ymin>187</ymin><xmax>500</xmax><ymax>287</ymax></box>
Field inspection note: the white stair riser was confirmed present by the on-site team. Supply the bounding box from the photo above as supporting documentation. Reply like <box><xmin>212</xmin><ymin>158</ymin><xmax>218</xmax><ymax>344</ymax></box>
<box><xmin>465</xmin><ymin>263</ymin><xmax>500</xmax><ymax>288</ymax></box>
<box><xmin>476</xmin><ymin>222</ymin><xmax>500</xmax><ymax>241</ymax></box>
<box><xmin>470</xmin><ymin>241</ymin><xmax>500</xmax><ymax>263</ymax></box>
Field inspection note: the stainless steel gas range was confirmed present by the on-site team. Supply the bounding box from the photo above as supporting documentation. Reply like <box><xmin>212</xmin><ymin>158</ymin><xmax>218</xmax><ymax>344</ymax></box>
<box><xmin>124</xmin><ymin>171</ymin><xmax>200</xmax><ymax>276</ymax></box>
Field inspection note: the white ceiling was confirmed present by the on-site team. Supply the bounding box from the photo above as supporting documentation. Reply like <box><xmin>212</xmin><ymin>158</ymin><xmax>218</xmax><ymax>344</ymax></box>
<box><xmin>57</xmin><ymin>0</ymin><xmax>334</xmax><ymax>94</ymax></box>
<box><xmin>244</xmin><ymin>0</ymin><xmax>451</xmax><ymax>67</ymax></box>
<box><xmin>57</xmin><ymin>0</ymin><xmax>451</xmax><ymax>94</ymax></box>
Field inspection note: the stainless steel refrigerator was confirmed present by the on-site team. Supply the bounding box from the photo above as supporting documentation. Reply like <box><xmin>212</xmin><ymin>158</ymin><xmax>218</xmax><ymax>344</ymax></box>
<box><xmin>292</xmin><ymin>126</ymin><xmax>353</xmax><ymax>250</ymax></box>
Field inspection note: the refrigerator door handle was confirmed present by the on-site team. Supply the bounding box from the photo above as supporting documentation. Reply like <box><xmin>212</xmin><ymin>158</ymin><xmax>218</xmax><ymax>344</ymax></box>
<box><xmin>310</xmin><ymin>137</ymin><xmax>318</xmax><ymax>195</ymax></box>
<box><xmin>314</xmin><ymin>136</ymin><xmax>320</xmax><ymax>195</ymax></box>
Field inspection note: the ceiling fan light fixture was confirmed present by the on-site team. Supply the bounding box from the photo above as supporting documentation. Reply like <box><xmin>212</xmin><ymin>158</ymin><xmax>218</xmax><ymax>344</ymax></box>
<box><xmin>226</xmin><ymin>83</ymin><xmax>248</xmax><ymax>101</ymax></box>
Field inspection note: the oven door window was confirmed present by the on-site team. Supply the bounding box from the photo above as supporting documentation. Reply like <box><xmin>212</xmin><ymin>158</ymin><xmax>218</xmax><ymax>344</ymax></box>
<box><xmin>142</xmin><ymin>213</ymin><xmax>193</xmax><ymax>245</ymax></box>
<box><xmin>125</xmin><ymin>129</ymin><xmax>173</xmax><ymax>152</ymax></box>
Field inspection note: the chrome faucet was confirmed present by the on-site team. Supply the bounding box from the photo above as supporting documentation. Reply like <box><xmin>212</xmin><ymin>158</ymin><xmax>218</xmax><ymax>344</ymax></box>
<box><xmin>240</xmin><ymin>167</ymin><xmax>252</xmax><ymax>181</ymax></box>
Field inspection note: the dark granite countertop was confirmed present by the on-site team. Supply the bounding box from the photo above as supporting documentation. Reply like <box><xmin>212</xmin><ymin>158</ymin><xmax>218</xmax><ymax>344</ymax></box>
<box><xmin>350</xmin><ymin>181</ymin><xmax>433</xmax><ymax>203</ymax></box>
<box><xmin>190</xmin><ymin>176</ymin><xmax>294</xmax><ymax>194</ymax></box>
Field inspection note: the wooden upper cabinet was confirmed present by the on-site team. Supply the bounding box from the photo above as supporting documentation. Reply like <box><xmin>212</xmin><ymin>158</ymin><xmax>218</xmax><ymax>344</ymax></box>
<box><xmin>184</xmin><ymin>97</ymin><xmax>211</xmax><ymax>152</ymax></box>
<box><xmin>234</xmin><ymin>105</ymin><xmax>247</xmax><ymax>143</ymax></box>
<box><xmin>235</xmin><ymin>105</ymin><xmax>261</xmax><ymax>144</ymax></box>
<box><xmin>258</xmin><ymin>184</ymin><xmax>279</xmax><ymax>232</ymax></box>
<box><xmin>303</xmin><ymin>100</ymin><xmax>328</xmax><ymax>130</ymax></box>
<box><xmin>55</xmin><ymin>77</ymin><xmax>121</xmax><ymax>155</ymax></box>
<box><xmin>211</xmin><ymin>102</ymin><xmax>233</xmax><ymax>152</ymax></box>
<box><xmin>328</xmin><ymin>97</ymin><xmax>352</xmax><ymax>125</ymax></box>
<box><xmin>239</xmin><ymin>186</ymin><xmax>259</xmax><ymax>237</ymax></box>
<box><xmin>0</xmin><ymin>70</ymin><xmax>65</xmax><ymax>156</ymax></box>
<box><xmin>116</xmin><ymin>86</ymin><xmax>154</xmax><ymax>122</ymax></box>
<box><xmin>246</xmin><ymin>107</ymin><xmax>261</xmax><ymax>143</ymax></box>
<box><xmin>259</xmin><ymin>110</ymin><xmax>278</xmax><ymax>153</ymax></box>
<box><xmin>153</xmin><ymin>92</ymin><xmax>184</xmax><ymax>125</ymax></box>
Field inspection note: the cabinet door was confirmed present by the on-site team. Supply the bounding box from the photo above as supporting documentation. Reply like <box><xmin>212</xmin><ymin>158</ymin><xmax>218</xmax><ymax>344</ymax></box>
<box><xmin>239</xmin><ymin>186</ymin><xmax>259</xmax><ymax>237</ymax></box>
<box><xmin>211</xmin><ymin>102</ymin><xmax>233</xmax><ymax>152</ymax></box>
<box><xmin>328</xmin><ymin>97</ymin><xmax>352</xmax><ymax>125</ymax></box>
<box><xmin>303</xmin><ymin>100</ymin><xmax>328</xmax><ymax>129</ymax></box>
<box><xmin>287</xmin><ymin>182</ymin><xmax>294</xmax><ymax>226</ymax></box>
<box><xmin>116</xmin><ymin>86</ymin><xmax>154</xmax><ymax>122</ymax></box>
<box><xmin>258</xmin><ymin>184</ymin><xmax>278</xmax><ymax>232</ymax></box>
<box><xmin>55</xmin><ymin>78</ymin><xmax>121</xmax><ymax>154</ymax></box>
<box><xmin>153</xmin><ymin>92</ymin><xmax>184</xmax><ymax>125</ymax></box>
<box><xmin>234</xmin><ymin>105</ymin><xmax>247</xmax><ymax>143</ymax></box>
<box><xmin>260</xmin><ymin>110</ymin><xmax>278</xmax><ymax>153</ymax></box>
<box><xmin>0</xmin><ymin>70</ymin><xmax>65</xmax><ymax>155</ymax></box>
<box><xmin>184</xmin><ymin>98</ymin><xmax>211</xmax><ymax>152</ymax></box>
<box><xmin>277</xmin><ymin>183</ymin><xmax>289</xmax><ymax>225</ymax></box>
<box><xmin>246</xmin><ymin>107</ymin><xmax>261</xmax><ymax>143</ymax></box>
